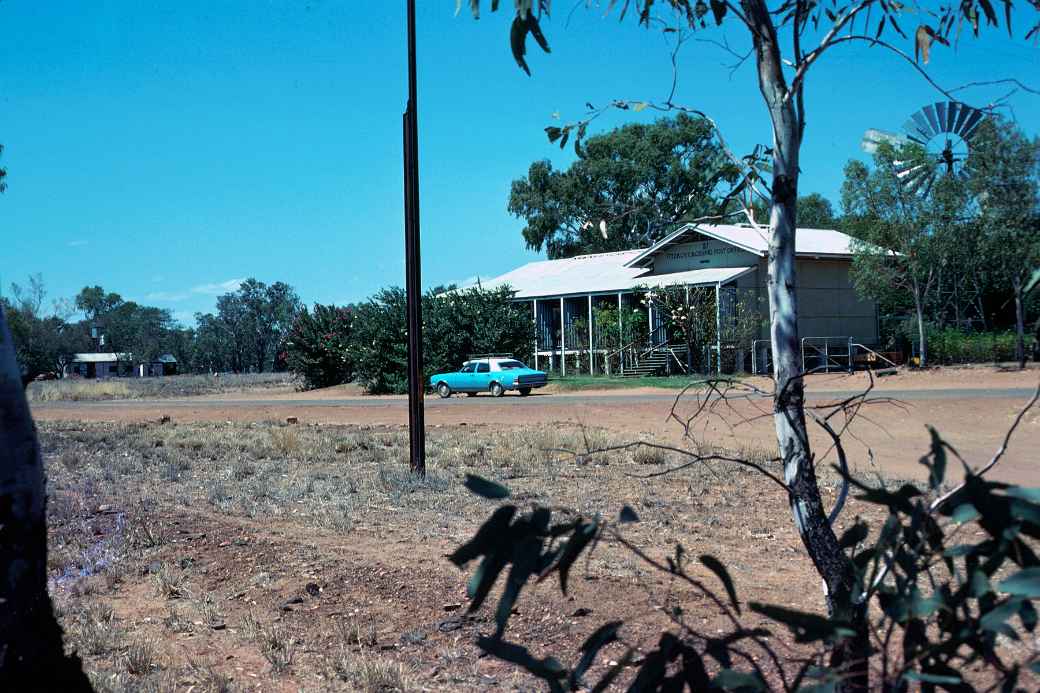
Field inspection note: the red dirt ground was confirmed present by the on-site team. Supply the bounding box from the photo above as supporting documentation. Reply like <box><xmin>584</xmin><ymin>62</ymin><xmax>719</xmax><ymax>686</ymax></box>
<box><xmin>33</xmin><ymin>368</ymin><xmax>1040</xmax><ymax>485</ymax></box>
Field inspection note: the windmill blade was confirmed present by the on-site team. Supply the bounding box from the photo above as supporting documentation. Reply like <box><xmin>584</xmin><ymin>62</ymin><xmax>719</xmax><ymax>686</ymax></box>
<box><xmin>861</xmin><ymin>128</ymin><xmax>908</xmax><ymax>154</ymax></box>
<box><xmin>935</xmin><ymin>102</ymin><xmax>948</xmax><ymax>135</ymax></box>
<box><xmin>894</xmin><ymin>158</ymin><xmax>935</xmax><ymax>194</ymax></box>
<box><xmin>944</xmin><ymin>101</ymin><xmax>959</xmax><ymax>133</ymax></box>
<box><xmin>904</xmin><ymin>112</ymin><xmax>935</xmax><ymax>144</ymax></box>
<box><xmin>958</xmin><ymin>107</ymin><xmax>986</xmax><ymax>142</ymax></box>
<box><xmin>952</xmin><ymin>103</ymin><xmax>972</xmax><ymax>136</ymax></box>
<box><xmin>923</xmin><ymin>103</ymin><xmax>942</xmax><ymax>138</ymax></box>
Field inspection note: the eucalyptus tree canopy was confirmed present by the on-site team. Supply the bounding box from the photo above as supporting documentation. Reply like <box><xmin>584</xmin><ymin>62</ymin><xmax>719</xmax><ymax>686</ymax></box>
<box><xmin>842</xmin><ymin>143</ymin><xmax>971</xmax><ymax>367</ymax></box>
<box><xmin>508</xmin><ymin>114</ymin><xmax>739</xmax><ymax>258</ymax></box>
<box><xmin>968</xmin><ymin>117</ymin><xmax>1040</xmax><ymax>368</ymax></box>
<box><xmin>195</xmin><ymin>279</ymin><xmax>302</xmax><ymax>373</ymax></box>
<box><xmin>796</xmin><ymin>192</ymin><xmax>838</xmax><ymax>228</ymax></box>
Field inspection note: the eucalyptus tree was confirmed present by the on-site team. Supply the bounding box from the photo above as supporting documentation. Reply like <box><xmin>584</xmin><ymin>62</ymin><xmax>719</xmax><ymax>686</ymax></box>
<box><xmin>509</xmin><ymin>114</ymin><xmax>739</xmax><ymax>258</ymax></box>
<box><xmin>461</xmin><ymin>0</ymin><xmax>1037</xmax><ymax>687</ymax></box>
<box><xmin>842</xmin><ymin>143</ymin><xmax>971</xmax><ymax>367</ymax></box>
<box><xmin>968</xmin><ymin>117</ymin><xmax>1040</xmax><ymax>369</ymax></box>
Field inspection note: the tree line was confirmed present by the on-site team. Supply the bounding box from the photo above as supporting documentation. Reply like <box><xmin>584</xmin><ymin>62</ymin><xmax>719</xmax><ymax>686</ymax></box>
<box><xmin>2</xmin><ymin>273</ymin><xmax>531</xmax><ymax>395</ymax></box>
<box><xmin>1</xmin><ymin>276</ymin><xmax>301</xmax><ymax>380</ymax></box>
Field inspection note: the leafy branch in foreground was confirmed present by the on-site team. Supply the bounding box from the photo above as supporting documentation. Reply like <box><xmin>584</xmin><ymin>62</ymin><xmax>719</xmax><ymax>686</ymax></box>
<box><xmin>449</xmin><ymin>386</ymin><xmax>1040</xmax><ymax>691</ymax></box>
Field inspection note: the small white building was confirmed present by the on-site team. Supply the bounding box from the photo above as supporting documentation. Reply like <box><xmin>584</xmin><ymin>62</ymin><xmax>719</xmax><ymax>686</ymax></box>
<box><xmin>67</xmin><ymin>353</ymin><xmax>132</xmax><ymax>379</ymax></box>
<box><xmin>473</xmin><ymin>223</ymin><xmax>878</xmax><ymax>375</ymax></box>
<box><xmin>66</xmin><ymin>352</ymin><xmax>178</xmax><ymax>378</ymax></box>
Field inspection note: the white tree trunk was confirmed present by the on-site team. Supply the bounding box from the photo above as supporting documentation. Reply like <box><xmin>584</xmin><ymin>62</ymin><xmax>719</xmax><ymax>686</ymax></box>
<box><xmin>913</xmin><ymin>288</ymin><xmax>928</xmax><ymax>368</ymax></box>
<box><xmin>742</xmin><ymin>1</ymin><xmax>868</xmax><ymax>688</ymax></box>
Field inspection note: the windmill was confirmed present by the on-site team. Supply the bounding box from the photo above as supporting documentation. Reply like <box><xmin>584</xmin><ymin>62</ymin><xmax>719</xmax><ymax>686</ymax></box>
<box><xmin>861</xmin><ymin>101</ymin><xmax>986</xmax><ymax>196</ymax></box>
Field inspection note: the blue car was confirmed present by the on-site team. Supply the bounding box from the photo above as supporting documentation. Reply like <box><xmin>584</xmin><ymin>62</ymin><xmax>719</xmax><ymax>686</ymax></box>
<box><xmin>429</xmin><ymin>357</ymin><xmax>548</xmax><ymax>398</ymax></box>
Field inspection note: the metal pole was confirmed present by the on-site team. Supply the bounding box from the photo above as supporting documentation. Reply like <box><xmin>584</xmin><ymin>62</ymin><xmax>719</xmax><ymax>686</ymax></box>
<box><xmin>403</xmin><ymin>0</ymin><xmax>425</xmax><ymax>477</ymax></box>
<box><xmin>588</xmin><ymin>295</ymin><xmax>594</xmax><ymax>375</ymax></box>
<box><xmin>560</xmin><ymin>297</ymin><xmax>566</xmax><ymax>376</ymax></box>
<box><xmin>532</xmin><ymin>300</ymin><xmax>538</xmax><ymax>371</ymax></box>
<box><xmin>715</xmin><ymin>283</ymin><xmax>722</xmax><ymax>375</ymax></box>
<box><xmin>617</xmin><ymin>293</ymin><xmax>624</xmax><ymax>375</ymax></box>
<box><xmin>647</xmin><ymin>299</ymin><xmax>653</xmax><ymax>345</ymax></box>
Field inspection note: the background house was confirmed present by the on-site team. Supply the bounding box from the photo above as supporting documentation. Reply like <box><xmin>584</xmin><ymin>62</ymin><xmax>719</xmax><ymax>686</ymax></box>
<box><xmin>66</xmin><ymin>352</ymin><xmax>178</xmax><ymax>378</ymax></box>
<box><xmin>67</xmin><ymin>353</ymin><xmax>132</xmax><ymax>379</ymax></box>
<box><xmin>473</xmin><ymin>223</ymin><xmax>879</xmax><ymax>375</ymax></box>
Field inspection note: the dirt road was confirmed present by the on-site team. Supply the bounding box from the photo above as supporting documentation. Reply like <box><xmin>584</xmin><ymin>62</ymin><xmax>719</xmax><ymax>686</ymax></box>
<box><xmin>32</xmin><ymin>369</ymin><xmax>1040</xmax><ymax>485</ymax></box>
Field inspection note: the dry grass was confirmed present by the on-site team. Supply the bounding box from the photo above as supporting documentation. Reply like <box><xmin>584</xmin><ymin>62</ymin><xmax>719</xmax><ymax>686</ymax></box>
<box><xmin>28</xmin><ymin>372</ymin><xmax>297</xmax><ymax>402</ymax></box>
<box><xmin>40</xmin><ymin>418</ymin><xmax>895</xmax><ymax>691</ymax></box>
<box><xmin>30</xmin><ymin>379</ymin><xmax>133</xmax><ymax>402</ymax></box>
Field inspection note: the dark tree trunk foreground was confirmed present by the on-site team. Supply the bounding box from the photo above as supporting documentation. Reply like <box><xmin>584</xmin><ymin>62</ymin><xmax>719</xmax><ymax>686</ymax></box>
<box><xmin>0</xmin><ymin>306</ymin><xmax>91</xmax><ymax>689</ymax></box>
<box><xmin>742</xmin><ymin>0</ymin><xmax>870</xmax><ymax>689</ymax></box>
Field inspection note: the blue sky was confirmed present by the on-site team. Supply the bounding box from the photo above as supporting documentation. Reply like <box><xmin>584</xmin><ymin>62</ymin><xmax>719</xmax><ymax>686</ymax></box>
<box><xmin>1</xmin><ymin>1</ymin><xmax>1037</xmax><ymax>326</ymax></box>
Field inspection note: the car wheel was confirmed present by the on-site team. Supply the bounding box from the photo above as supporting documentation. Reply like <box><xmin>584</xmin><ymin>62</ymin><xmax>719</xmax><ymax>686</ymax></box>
<box><xmin>519</xmin><ymin>387</ymin><xmax>531</xmax><ymax>397</ymax></box>
<box><xmin>490</xmin><ymin>382</ymin><xmax>505</xmax><ymax>398</ymax></box>
<box><xmin>437</xmin><ymin>382</ymin><xmax>452</xmax><ymax>399</ymax></box>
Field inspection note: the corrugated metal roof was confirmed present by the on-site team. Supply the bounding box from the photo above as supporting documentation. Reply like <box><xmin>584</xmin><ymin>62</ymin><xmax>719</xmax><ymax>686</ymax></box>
<box><xmin>471</xmin><ymin>251</ymin><xmax>754</xmax><ymax>300</ymax></box>
<box><xmin>465</xmin><ymin>223</ymin><xmax>857</xmax><ymax>300</ymax></box>
<box><xmin>71</xmin><ymin>352</ymin><xmax>131</xmax><ymax>363</ymax></box>
<box><xmin>625</xmin><ymin>223</ymin><xmax>858</xmax><ymax>268</ymax></box>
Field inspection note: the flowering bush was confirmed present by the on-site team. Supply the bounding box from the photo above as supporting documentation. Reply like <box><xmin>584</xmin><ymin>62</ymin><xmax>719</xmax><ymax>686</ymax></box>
<box><xmin>284</xmin><ymin>304</ymin><xmax>356</xmax><ymax>389</ymax></box>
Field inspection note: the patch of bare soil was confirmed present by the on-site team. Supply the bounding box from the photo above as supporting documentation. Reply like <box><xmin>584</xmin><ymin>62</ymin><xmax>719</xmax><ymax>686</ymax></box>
<box><xmin>44</xmin><ymin>420</ymin><xmax>864</xmax><ymax>691</ymax></box>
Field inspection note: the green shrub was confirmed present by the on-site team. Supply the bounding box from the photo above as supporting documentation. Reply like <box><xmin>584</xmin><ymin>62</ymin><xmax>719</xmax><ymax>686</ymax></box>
<box><xmin>312</xmin><ymin>285</ymin><xmax>533</xmax><ymax>395</ymax></box>
<box><xmin>285</xmin><ymin>304</ymin><xmax>356</xmax><ymax>389</ymax></box>
<box><xmin>924</xmin><ymin>327</ymin><xmax>1034</xmax><ymax>365</ymax></box>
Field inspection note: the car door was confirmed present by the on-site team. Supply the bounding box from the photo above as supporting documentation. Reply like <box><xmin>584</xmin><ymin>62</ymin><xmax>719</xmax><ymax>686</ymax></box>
<box><xmin>473</xmin><ymin>360</ymin><xmax>492</xmax><ymax>391</ymax></box>
<box><xmin>452</xmin><ymin>362</ymin><xmax>476</xmax><ymax>391</ymax></box>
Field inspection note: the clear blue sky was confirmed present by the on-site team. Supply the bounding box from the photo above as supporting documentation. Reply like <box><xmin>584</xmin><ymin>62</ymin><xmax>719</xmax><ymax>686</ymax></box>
<box><xmin>2</xmin><ymin>1</ymin><xmax>1037</xmax><ymax>326</ymax></box>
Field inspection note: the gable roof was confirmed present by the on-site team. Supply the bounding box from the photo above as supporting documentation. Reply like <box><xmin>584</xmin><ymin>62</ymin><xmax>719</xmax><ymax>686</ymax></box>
<box><xmin>624</xmin><ymin>223</ymin><xmax>857</xmax><ymax>268</ymax></box>
<box><xmin>469</xmin><ymin>250</ymin><xmax>753</xmax><ymax>299</ymax></box>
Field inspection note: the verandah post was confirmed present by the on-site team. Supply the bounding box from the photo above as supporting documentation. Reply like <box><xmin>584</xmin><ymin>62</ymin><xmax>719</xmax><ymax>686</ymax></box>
<box><xmin>588</xmin><ymin>295</ymin><xmax>594</xmax><ymax>375</ymax></box>
<box><xmin>715</xmin><ymin>282</ymin><xmax>722</xmax><ymax>375</ymax></box>
<box><xmin>560</xmin><ymin>296</ymin><xmax>566</xmax><ymax>377</ymax></box>
<box><xmin>532</xmin><ymin>300</ymin><xmax>538</xmax><ymax>371</ymax></box>
<box><xmin>617</xmin><ymin>292</ymin><xmax>624</xmax><ymax>375</ymax></box>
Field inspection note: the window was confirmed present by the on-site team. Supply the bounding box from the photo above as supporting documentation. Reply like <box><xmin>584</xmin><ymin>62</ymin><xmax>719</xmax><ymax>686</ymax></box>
<box><xmin>460</xmin><ymin>363</ymin><xmax>475</xmax><ymax>373</ymax></box>
<box><xmin>476</xmin><ymin>362</ymin><xmax>490</xmax><ymax>373</ymax></box>
<box><xmin>497</xmin><ymin>360</ymin><xmax>526</xmax><ymax>370</ymax></box>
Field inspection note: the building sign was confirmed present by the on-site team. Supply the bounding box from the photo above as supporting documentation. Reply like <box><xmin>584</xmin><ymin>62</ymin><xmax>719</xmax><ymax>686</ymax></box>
<box><xmin>654</xmin><ymin>238</ymin><xmax>757</xmax><ymax>272</ymax></box>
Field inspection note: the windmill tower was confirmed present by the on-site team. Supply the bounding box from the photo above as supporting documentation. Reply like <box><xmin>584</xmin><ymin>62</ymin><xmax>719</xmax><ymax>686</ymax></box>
<box><xmin>861</xmin><ymin>100</ymin><xmax>990</xmax><ymax>330</ymax></box>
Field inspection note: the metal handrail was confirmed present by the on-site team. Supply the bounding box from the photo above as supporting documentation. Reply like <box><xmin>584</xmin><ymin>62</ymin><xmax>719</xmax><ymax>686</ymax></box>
<box><xmin>666</xmin><ymin>346</ymin><xmax>689</xmax><ymax>373</ymax></box>
<box><xmin>604</xmin><ymin>324</ymin><xmax>668</xmax><ymax>376</ymax></box>
<box><xmin>800</xmin><ymin>336</ymin><xmax>854</xmax><ymax>374</ymax></box>
<box><xmin>606</xmin><ymin>324</ymin><xmax>668</xmax><ymax>362</ymax></box>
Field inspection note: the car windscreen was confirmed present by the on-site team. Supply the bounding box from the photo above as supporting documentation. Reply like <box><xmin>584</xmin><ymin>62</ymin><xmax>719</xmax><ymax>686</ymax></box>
<box><xmin>497</xmin><ymin>360</ymin><xmax>526</xmax><ymax>370</ymax></box>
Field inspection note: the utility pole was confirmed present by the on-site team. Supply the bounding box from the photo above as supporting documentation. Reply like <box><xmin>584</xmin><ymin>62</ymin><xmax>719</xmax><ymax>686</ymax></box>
<box><xmin>402</xmin><ymin>0</ymin><xmax>426</xmax><ymax>477</ymax></box>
